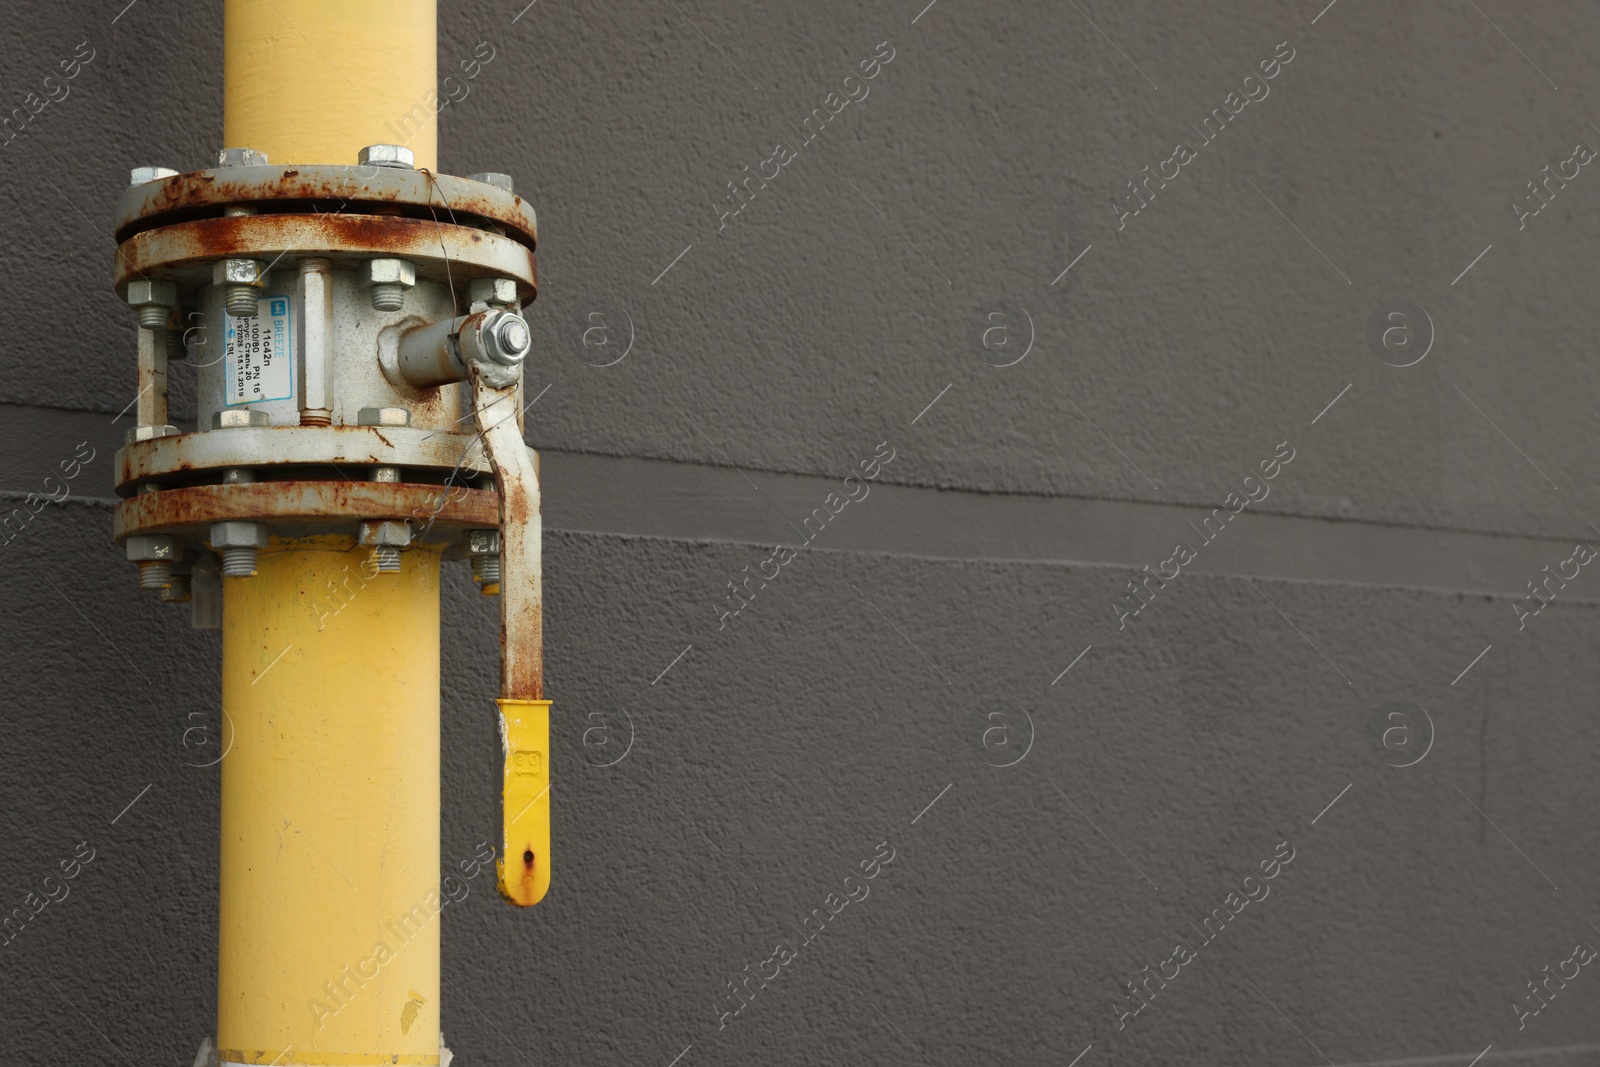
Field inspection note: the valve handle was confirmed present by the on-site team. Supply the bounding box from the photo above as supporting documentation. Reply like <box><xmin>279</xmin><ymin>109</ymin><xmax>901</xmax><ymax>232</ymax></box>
<box><xmin>467</xmin><ymin>355</ymin><xmax>549</xmax><ymax>906</ymax></box>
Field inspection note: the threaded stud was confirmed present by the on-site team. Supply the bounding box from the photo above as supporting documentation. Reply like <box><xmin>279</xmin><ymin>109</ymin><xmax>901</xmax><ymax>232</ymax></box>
<box><xmin>160</xmin><ymin>574</ymin><xmax>192</xmax><ymax>603</ymax></box>
<box><xmin>225</xmin><ymin>286</ymin><xmax>260</xmax><ymax>317</ymax></box>
<box><xmin>138</xmin><ymin>559</ymin><xmax>172</xmax><ymax>590</ymax></box>
<box><xmin>137</xmin><ymin>305</ymin><xmax>170</xmax><ymax>330</ymax></box>
<box><xmin>373</xmin><ymin>546</ymin><xmax>402</xmax><ymax>573</ymax></box>
<box><xmin>370</xmin><ymin>282</ymin><xmax>405</xmax><ymax>312</ymax></box>
<box><xmin>472</xmin><ymin>553</ymin><xmax>502</xmax><ymax>594</ymax></box>
<box><xmin>221</xmin><ymin>547</ymin><xmax>258</xmax><ymax>577</ymax></box>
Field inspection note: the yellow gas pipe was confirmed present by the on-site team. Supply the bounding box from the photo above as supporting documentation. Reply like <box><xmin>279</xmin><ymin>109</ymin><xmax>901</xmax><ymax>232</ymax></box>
<box><xmin>220</xmin><ymin>3</ymin><xmax>444</xmax><ymax>1064</ymax></box>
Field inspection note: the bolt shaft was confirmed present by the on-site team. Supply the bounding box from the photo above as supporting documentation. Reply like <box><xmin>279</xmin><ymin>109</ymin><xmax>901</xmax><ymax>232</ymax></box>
<box><xmin>225</xmin><ymin>286</ymin><xmax>260</xmax><ymax>317</ymax></box>
<box><xmin>138</xmin><ymin>306</ymin><xmax>170</xmax><ymax>329</ymax></box>
<box><xmin>373</xmin><ymin>546</ymin><xmax>402</xmax><ymax>573</ymax></box>
<box><xmin>160</xmin><ymin>575</ymin><xmax>193</xmax><ymax>603</ymax></box>
<box><xmin>222</xmin><ymin>547</ymin><xmax>259</xmax><ymax>577</ymax></box>
<box><xmin>138</xmin><ymin>560</ymin><xmax>173</xmax><ymax>590</ymax></box>
<box><xmin>472</xmin><ymin>553</ymin><xmax>502</xmax><ymax>593</ymax></box>
<box><xmin>370</xmin><ymin>282</ymin><xmax>405</xmax><ymax>311</ymax></box>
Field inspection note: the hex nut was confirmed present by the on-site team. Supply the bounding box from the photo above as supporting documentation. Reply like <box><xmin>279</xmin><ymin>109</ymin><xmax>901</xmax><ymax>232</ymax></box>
<box><xmin>358</xmin><ymin>520</ymin><xmax>412</xmax><ymax>548</ymax></box>
<box><xmin>468</xmin><ymin>277</ymin><xmax>518</xmax><ymax>308</ymax></box>
<box><xmin>466</xmin><ymin>530</ymin><xmax>500</xmax><ymax>555</ymax></box>
<box><xmin>212</xmin><ymin>408</ymin><xmax>269</xmax><ymax>429</ymax></box>
<box><xmin>486</xmin><ymin>313</ymin><xmax>531</xmax><ymax>365</ymax></box>
<box><xmin>125</xmin><ymin>533</ymin><xmax>178</xmax><ymax>562</ymax></box>
<box><xmin>211</xmin><ymin>521</ymin><xmax>268</xmax><ymax>549</ymax></box>
<box><xmin>359</xmin><ymin>144</ymin><xmax>414</xmax><ymax>169</ymax></box>
<box><xmin>214</xmin><ymin>259</ymin><xmax>267</xmax><ymax>287</ymax></box>
<box><xmin>126</xmin><ymin>279</ymin><xmax>178</xmax><ymax>309</ymax></box>
<box><xmin>357</xmin><ymin>407</ymin><xmax>411</xmax><ymax>427</ymax></box>
<box><xmin>130</xmin><ymin>165</ymin><xmax>179</xmax><ymax>186</ymax></box>
<box><xmin>217</xmin><ymin>148</ymin><xmax>269</xmax><ymax>168</ymax></box>
<box><xmin>125</xmin><ymin>424</ymin><xmax>179</xmax><ymax>445</ymax></box>
<box><xmin>366</xmin><ymin>258</ymin><xmax>417</xmax><ymax>287</ymax></box>
<box><xmin>467</xmin><ymin>172</ymin><xmax>514</xmax><ymax>192</ymax></box>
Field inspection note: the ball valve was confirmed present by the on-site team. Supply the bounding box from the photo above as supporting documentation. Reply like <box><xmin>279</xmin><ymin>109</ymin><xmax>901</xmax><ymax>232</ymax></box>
<box><xmin>111</xmin><ymin>145</ymin><xmax>551</xmax><ymax>908</ymax></box>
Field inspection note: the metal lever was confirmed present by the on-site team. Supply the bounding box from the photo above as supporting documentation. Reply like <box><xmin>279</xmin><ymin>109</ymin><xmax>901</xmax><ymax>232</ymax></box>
<box><xmin>460</xmin><ymin>310</ymin><xmax>550</xmax><ymax>907</ymax></box>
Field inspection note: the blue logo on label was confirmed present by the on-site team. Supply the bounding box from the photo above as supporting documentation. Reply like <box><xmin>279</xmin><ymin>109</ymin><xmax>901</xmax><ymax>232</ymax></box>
<box><xmin>269</xmin><ymin>296</ymin><xmax>288</xmax><ymax>317</ymax></box>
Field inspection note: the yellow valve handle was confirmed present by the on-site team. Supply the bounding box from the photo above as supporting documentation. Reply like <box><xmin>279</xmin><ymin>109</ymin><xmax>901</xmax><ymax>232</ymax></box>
<box><xmin>468</xmin><ymin>347</ymin><xmax>548</xmax><ymax>906</ymax></box>
<box><xmin>497</xmin><ymin>698</ymin><xmax>551</xmax><ymax>905</ymax></box>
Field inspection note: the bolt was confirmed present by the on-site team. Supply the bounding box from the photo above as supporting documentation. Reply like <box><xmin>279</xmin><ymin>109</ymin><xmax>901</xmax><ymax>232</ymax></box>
<box><xmin>130</xmin><ymin>165</ymin><xmax>179</xmax><ymax>186</ymax></box>
<box><xmin>217</xmin><ymin>147</ymin><xmax>269</xmax><ymax>168</ymax></box>
<box><xmin>357</xmin><ymin>406</ymin><xmax>411</xmax><ymax>427</ymax></box>
<box><xmin>371</xmin><ymin>466</ymin><xmax>401</xmax><ymax>483</ymax></box>
<box><xmin>471</xmin><ymin>553</ymin><xmax>502</xmax><ymax>594</ymax></box>
<box><xmin>359</xmin><ymin>144</ymin><xmax>414</xmax><ymax>170</ymax></box>
<box><xmin>467</xmin><ymin>172</ymin><xmax>514</xmax><ymax>192</ymax></box>
<box><xmin>469</xmin><ymin>277</ymin><xmax>519</xmax><ymax>309</ymax></box>
<box><xmin>222</xmin><ymin>468</ymin><xmax>256</xmax><ymax>484</ymax></box>
<box><xmin>126</xmin><ymin>279</ymin><xmax>178</xmax><ymax>330</ymax></box>
<box><xmin>371</xmin><ymin>546</ymin><xmax>403</xmax><ymax>573</ymax></box>
<box><xmin>160</xmin><ymin>572</ymin><xmax>193</xmax><ymax>602</ymax></box>
<box><xmin>138</xmin><ymin>560</ymin><xmax>173</xmax><ymax>590</ymax></box>
<box><xmin>366</xmin><ymin>258</ymin><xmax>417</xmax><ymax>311</ymax></box>
<box><xmin>214</xmin><ymin>259</ymin><xmax>268</xmax><ymax>318</ymax></box>
<box><xmin>211</xmin><ymin>521</ymin><xmax>268</xmax><ymax>578</ymax></box>
<box><xmin>212</xmin><ymin>408</ymin><xmax>269</xmax><ymax>429</ymax></box>
<box><xmin>487</xmin><ymin>313</ymin><xmax>531</xmax><ymax>365</ymax></box>
<box><xmin>125</xmin><ymin>424</ymin><xmax>179</xmax><ymax>445</ymax></box>
<box><xmin>358</xmin><ymin>520</ymin><xmax>411</xmax><ymax>548</ymax></box>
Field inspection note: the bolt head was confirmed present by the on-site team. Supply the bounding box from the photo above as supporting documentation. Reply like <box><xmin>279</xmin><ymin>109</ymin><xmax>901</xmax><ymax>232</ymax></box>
<box><xmin>366</xmin><ymin>258</ymin><xmax>417</xmax><ymax>287</ymax></box>
<box><xmin>467</xmin><ymin>172</ymin><xmax>514</xmax><ymax>192</ymax></box>
<box><xmin>125</xmin><ymin>533</ymin><xmax>178</xmax><ymax>561</ymax></box>
<box><xmin>217</xmin><ymin>147</ymin><xmax>269</xmax><ymax>168</ymax></box>
<box><xmin>130</xmin><ymin>165</ymin><xmax>179</xmax><ymax>186</ymax></box>
<box><xmin>125</xmin><ymin>424</ymin><xmax>179</xmax><ymax>445</ymax></box>
<box><xmin>358</xmin><ymin>520</ymin><xmax>412</xmax><ymax>547</ymax></box>
<box><xmin>467</xmin><ymin>529</ymin><xmax>501</xmax><ymax>555</ymax></box>
<box><xmin>214</xmin><ymin>259</ymin><xmax>267</xmax><ymax>287</ymax></box>
<box><xmin>210</xmin><ymin>521</ymin><xmax>268</xmax><ymax>549</ymax></box>
<box><xmin>212</xmin><ymin>408</ymin><xmax>269</xmax><ymax>429</ymax></box>
<box><xmin>359</xmin><ymin>144</ymin><xmax>415</xmax><ymax>169</ymax></box>
<box><xmin>357</xmin><ymin>406</ymin><xmax>411</xmax><ymax>427</ymax></box>
<box><xmin>125</xmin><ymin>279</ymin><xmax>178</xmax><ymax>309</ymax></box>
<box><xmin>469</xmin><ymin>277</ymin><xmax>518</xmax><ymax>308</ymax></box>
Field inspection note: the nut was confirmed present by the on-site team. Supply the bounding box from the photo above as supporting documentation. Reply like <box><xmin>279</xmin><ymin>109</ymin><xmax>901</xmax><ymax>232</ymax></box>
<box><xmin>468</xmin><ymin>277</ymin><xmax>518</xmax><ymax>309</ymax></box>
<box><xmin>126</xmin><ymin>279</ymin><xmax>178</xmax><ymax>329</ymax></box>
<box><xmin>366</xmin><ymin>258</ymin><xmax>417</xmax><ymax>311</ymax></box>
<box><xmin>130</xmin><ymin>165</ymin><xmax>179</xmax><ymax>186</ymax></box>
<box><xmin>357</xmin><ymin>407</ymin><xmax>411</xmax><ymax>427</ymax></box>
<box><xmin>467</xmin><ymin>172</ymin><xmax>514</xmax><ymax>192</ymax></box>
<box><xmin>214</xmin><ymin>259</ymin><xmax>267</xmax><ymax>287</ymax></box>
<box><xmin>217</xmin><ymin>147</ymin><xmax>269</xmax><ymax>168</ymax></box>
<box><xmin>125</xmin><ymin>533</ymin><xmax>178</xmax><ymax>562</ymax></box>
<box><xmin>124</xmin><ymin>424</ymin><xmax>179</xmax><ymax>445</ymax></box>
<box><xmin>212</xmin><ymin>408</ymin><xmax>269</xmax><ymax>429</ymax></box>
<box><xmin>466</xmin><ymin>530</ymin><xmax>500</xmax><ymax>555</ymax></box>
<box><xmin>358</xmin><ymin>520</ymin><xmax>412</xmax><ymax>548</ymax></box>
<box><xmin>211</xmin><ymin>521</ymin><xmax>268</xmax><ymax>549</ymax></box>
<box><xmin>486</xmin><ymin>313</ymin><xmax>530</xmax><ymax>365</ymax></box>
<box><xmin>359</xmin><ymin>144</ymin><xmax>414</xmax><ymax>169</ymax></box>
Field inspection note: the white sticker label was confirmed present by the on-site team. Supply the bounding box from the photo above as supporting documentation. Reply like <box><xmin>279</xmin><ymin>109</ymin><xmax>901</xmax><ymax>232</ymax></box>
<box><xmin>224</xmin><ymin>295</ymin><xmax>294</xmax><ymax>405</ymax></box>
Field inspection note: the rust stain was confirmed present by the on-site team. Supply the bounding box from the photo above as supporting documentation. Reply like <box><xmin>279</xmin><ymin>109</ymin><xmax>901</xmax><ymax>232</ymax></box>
<box><xmin>112</xmin><ymin>481</ymin><xmax>500</xmax><ymax>540</ymax></box>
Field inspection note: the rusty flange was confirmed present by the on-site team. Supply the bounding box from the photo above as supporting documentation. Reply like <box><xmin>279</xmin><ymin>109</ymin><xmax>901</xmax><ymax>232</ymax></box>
<box><xmin>113</xmin><ymin>481</ymin><xmax>500</xmax><ymax>547</ymax></box>
<box><xmin>113</xmin><ymin>213</ymin><xmax>537</xmax><ymax>302</ymax></box>
<box><xmin>116</xmin><ymin>426</ymin><xmax>493</xmax><ymax>495</ymax></box>
<box><xmin>115</xmin><ymin>165</ymin><xmax>537</xmax><ymax>250</ymax></box>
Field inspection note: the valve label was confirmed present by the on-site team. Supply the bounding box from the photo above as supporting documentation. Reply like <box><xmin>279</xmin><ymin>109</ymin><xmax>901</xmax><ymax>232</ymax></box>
<box><xmin>223</xmin><ymin>295</ymin><xmax>294</xmax><ymax>406</ymax></box>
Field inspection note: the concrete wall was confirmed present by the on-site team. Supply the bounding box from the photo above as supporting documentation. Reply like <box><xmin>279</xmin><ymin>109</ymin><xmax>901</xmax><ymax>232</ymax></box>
<box><xmin>4</xmin><ymin>1</ymin><xmax>1599</xmax><ymax>1064</ymax></box>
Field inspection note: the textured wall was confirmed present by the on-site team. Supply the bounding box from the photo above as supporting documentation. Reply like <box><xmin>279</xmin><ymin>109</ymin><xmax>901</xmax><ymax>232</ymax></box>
<box><xmin>4</xmin><ymin>2</ymin><xmax>1600</xmax><ymax>1065</ymax></box>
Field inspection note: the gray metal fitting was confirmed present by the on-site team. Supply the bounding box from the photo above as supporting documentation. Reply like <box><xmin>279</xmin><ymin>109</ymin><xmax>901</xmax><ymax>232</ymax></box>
<box><xmin>357</xmin><ymin>406</ymin><xmax>411</xmax><ymax>427</ymax></box>
<box><xmin>221</xmin><ymin>468</ymin><xmax>256</xmax><ymax>484</ymax></box>
<box><xmin>371</xmin><ymin>467</ymin><xmax>401</xmax><ymax>483</ymax></box>
<box><xmin>130</xmin><ymin>165</ymin><xmax>179</xmax><ymax>186</ymax></box>
<box><xmin>483</xmin><ymin>313</ymin><xmax>531</xmax><ymax>367</ymax></box>
<box><xmin>211</xmin><ymin>521</ymin><xmax>268</xmax><ymax>578</ymax></box>
<box><xmin>359</xmin><ymin>144</ymin><xmax>414</xmax><ymax>169</ymax></box>
<box><xmin>214</xmin><ymin>259</ymin><xmax>268</xmax><ymax>318</ymax></box>
<box><xmin>468</xmin><ymin>277</ymin><xmax>518</xmax><ymax>309</ymax></box>
<box><xmin>126</xmin><ymin>279</ymin><xmax>179</xmax><ymax>330</ymax></box>
<box><xmin>212</xmin><ymin>408</ymin><xmax>269</xmax><ymax>429</ymax></box>
<box><xmin>217</xmin><ymin>147</ymin><xmax>269</xmax><ymax>168</ymax></box>
<box><xmin>125</xmin><ymin>424</ymin><xmax>179</xmax><ymax>445</ymax></box>
<box><xmin>467</xmin><ymin>172</ymin><xmax>514</xmax><ymax>192</ymax></box>
<box><xmin>127</xmin><ymin>534</ymin><xmax>179</xmax><ymax>592</ymax></box>
<box><xmin>366</xmin><ymin>258</ymin><xmax>417</xmax><ymax>311</ymax></box>
<box><xmin>358</xmin><ymin>520</ymin><xmax>411</xmax><ymax>548</ymax></box>
<box><xmin>466</xmin><ymin>529</ymin><xmax>500</xmax><ymax>555</ymax></box>
<box><xmin>466</xmin><ymin>530</ymin><xmax>501</xmax><ymax>596</ymax></box>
